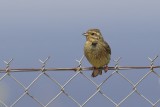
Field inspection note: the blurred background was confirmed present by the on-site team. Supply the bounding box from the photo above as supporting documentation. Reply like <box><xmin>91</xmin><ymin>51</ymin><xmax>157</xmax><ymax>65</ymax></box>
<box><xmin>0</xmin><ymin>0</ymin><xmax>160</xmax><ymax>107</ymax></box>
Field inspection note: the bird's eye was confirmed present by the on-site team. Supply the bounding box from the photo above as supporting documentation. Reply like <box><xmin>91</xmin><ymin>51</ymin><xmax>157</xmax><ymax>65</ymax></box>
<box><xmin>91</xmin><ymin>33</ymin><xmax>95</xmax><ymax>35</ymax></box>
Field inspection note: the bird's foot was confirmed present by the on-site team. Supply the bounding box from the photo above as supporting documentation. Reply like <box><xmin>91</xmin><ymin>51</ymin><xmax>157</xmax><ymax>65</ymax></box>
<box><xmin>91</xmin><ymin>67</ymin><xmax>102</xmax><ymax>77</ymax></box>
<box><xmin>104</xmin><ymin>65</ymin><xmax>108</xmax><ymax>73</ymax></box>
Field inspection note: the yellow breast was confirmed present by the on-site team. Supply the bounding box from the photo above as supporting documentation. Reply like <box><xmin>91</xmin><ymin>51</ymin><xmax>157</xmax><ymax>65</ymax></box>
<box><xmin>84</xmin><ymin>41</ymin><xmax>110</xmax><ymax>67</ymax></box>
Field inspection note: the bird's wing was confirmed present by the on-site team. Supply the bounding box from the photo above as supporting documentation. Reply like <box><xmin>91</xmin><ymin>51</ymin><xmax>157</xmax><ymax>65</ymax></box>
<box><xmin>103</xmin><ymin>41</ymin><xmax>111</xmax><ymax>55</ymax></box>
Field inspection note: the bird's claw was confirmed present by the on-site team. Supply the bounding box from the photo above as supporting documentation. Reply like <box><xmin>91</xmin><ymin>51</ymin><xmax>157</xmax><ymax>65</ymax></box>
<box><xmin>104</xmin><ymin>65</ymin><xmax>108</xmax><ymax>73</ymax></box>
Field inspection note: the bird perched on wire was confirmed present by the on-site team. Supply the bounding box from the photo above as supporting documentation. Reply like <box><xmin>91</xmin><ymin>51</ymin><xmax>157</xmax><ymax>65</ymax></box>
<box><xmin>83</xmin><ymin>29</ymin><xmax>111</xmax><ymax>77</ymax></box>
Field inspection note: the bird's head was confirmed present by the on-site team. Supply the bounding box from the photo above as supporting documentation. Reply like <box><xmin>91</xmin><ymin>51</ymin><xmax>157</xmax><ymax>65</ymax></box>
<box><xmin>83</xmin><ymin>29</ymin><xmax>104</xmax><ymax>42</ymax></box>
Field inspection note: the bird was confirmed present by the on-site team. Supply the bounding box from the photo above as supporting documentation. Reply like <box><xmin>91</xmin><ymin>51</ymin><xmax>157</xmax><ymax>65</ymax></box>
<box><xmin>83</xmin><ymin>29</ymin><xmax>111</xmax><ymax>77</ymax></box>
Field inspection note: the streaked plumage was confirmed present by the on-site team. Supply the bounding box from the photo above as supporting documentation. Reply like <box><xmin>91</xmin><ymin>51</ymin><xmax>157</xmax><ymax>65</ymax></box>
<box><xmin>83</xmin><ymin>29</ymin><xmax>111</xmax><ymax>77</ymax></box>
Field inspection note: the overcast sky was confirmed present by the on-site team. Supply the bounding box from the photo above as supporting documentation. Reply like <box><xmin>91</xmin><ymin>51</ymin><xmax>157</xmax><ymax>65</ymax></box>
<box><xmin>0</xmin><ymin>0</ymin><xmax>160</xmax><ymax>107</ymax></box>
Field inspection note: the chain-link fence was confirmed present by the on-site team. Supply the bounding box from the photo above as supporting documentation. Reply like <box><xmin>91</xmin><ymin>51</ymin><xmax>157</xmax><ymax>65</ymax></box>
<box><xmin>0</xmin><ymin>55</ymin><xmax>160</xmax><ymax>107</ymax></box>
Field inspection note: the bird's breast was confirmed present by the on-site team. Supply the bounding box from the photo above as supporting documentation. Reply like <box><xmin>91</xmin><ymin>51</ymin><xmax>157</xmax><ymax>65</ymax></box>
<box><xmin>84</xmin><ymin>41</ymin><xmax>110</xmax><ymax>67</ymax></box>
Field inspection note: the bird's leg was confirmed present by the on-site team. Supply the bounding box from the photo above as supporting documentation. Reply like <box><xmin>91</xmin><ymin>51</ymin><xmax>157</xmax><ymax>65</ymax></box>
<box><xmin>98</xmin><ymin>68</ymin><xmax>102</xmax><ymax>75</ymax></box>
<box><xmin>91</xmin><ymin>67</ymin><xmax>102</xmax><ymax>77</ymax></box>
<box><xmin>104</xmin><ymin>65</ymin><xmax>108</xmax><ymax>73</ymax></box>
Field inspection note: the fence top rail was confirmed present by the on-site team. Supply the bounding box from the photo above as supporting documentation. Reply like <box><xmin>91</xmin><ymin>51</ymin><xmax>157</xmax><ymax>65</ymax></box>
<box><xmin>0</xmin><ymin>66</ymin><xmax>160</xmax><ymax>73</ymax></box>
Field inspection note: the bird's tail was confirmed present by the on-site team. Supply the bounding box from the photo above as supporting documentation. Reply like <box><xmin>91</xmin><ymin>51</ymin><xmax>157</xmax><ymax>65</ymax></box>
<box><xmin>92</xmin><ymin>69</ymin><xmax>102</xmax><ymax>77</ymax></box>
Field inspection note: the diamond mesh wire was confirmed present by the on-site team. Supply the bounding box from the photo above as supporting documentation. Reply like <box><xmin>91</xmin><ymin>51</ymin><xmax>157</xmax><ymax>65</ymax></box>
<box><xmin>0</xmin><ymin>55</ymin><xmax>160</xmax><ymax>107</ymax></box>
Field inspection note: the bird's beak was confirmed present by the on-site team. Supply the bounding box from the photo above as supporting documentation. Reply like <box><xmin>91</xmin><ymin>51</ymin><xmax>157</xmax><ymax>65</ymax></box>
<box><xmin>83</xmin><ymin>32</ymin><xmax>88</xmax><ymax>36</ymax></box>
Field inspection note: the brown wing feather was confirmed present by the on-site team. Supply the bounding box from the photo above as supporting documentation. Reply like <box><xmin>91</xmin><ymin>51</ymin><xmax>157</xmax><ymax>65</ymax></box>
<box><xmin>103</xmin><ymin>41</ymin><xmax>111</xmax><ymax>55</ymax></box>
